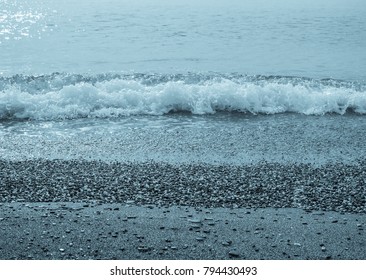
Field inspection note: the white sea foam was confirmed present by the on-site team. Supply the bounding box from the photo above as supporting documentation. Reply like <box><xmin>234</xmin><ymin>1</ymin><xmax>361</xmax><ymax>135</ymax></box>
<box><xmin>0</xmin><ymin>74</ymin><xmax>365</xmax><ymax>120</ymax></box>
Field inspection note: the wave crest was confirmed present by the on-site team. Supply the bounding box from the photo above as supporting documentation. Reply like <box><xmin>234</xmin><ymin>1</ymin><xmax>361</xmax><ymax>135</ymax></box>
<box><xmin>1</xmin><ymin>73</ymin><xmax>366</xmax><ymax>120</ymax></box>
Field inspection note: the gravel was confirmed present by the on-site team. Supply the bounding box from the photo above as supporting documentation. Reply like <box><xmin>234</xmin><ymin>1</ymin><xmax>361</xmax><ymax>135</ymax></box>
<box><xmin>0</xmin><ymin>159</ymin><xmax>365</xmax><ymax>213</ymax></box>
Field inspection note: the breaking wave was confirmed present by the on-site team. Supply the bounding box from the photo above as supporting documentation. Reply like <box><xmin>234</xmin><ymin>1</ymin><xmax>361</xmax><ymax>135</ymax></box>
<box><xmin>1</xmin><ymin>72</ymin><xmax>366</xmax><ymax>120</ymax></box>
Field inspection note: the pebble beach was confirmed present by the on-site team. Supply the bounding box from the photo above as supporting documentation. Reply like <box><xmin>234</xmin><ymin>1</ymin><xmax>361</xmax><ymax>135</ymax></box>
<box><xmin>0</xmin><ymin>159</ymin><xmax>365</xmax><ymax>260</ymax></box>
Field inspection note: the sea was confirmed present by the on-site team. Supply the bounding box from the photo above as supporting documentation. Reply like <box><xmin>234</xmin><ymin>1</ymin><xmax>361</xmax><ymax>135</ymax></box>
<box><xmin>1</xmin><ymin>0</ymin><xmax>366</xmax><ymax>165</ymax></box>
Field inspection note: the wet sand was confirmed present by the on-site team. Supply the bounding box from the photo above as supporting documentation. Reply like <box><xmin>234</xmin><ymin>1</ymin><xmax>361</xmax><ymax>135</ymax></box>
<box><xmin>0</xmin><ymin>202</ymin><xmax>365</xmax><ymax>260</ymax></box>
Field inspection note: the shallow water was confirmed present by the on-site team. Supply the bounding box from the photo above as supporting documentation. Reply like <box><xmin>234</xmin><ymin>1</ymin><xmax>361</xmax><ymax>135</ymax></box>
<box><xmin>1</xmin><ymin>113</ymin><xmax>365</xmax><ymax>165</ymax></box>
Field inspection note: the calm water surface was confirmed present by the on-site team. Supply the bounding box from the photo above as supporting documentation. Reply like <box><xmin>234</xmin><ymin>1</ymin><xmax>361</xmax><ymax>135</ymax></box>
<box><xmin>1</xmin><ymin>0</ymin><xmax>365</xmax><ymax>80</ymax></box>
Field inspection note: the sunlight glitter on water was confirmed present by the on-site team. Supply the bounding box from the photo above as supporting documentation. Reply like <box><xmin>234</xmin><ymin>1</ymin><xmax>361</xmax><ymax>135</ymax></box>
<box><xmin>0</xmin><ymin>2</ymin><xmax>49</xmax><ymax>43</ymax></box>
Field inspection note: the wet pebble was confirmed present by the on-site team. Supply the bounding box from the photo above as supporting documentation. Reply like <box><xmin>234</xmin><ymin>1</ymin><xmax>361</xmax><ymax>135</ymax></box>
<box><xmin>137</xmin><ymin>246</ymin><xmax>150</xmax><ymax>252</ymax></box>
<box><xmin>228</xmin><ymin>251</ymin><xmax>240</xmax><ymax>257</ymax></box>
<box><xmin>188</xmin><ymin>218</ymin><xmax>201</xmax><ymax>223</ymax></box>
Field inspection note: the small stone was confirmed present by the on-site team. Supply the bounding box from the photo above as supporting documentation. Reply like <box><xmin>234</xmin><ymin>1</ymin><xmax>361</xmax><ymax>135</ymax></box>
<box><xmin>222</xmin><ymin>241</ymin><xmax>232</xmax><ymax>246</ymax></box>
<box><xmin>59</xmin><ymin>248</ymin><xmax>65</xmax><ymax>252</ymax></box>
<box><xmin>188</xmin><ymin>218</ymin><xmax>201</xmax><ymax>223</ymax></box>
<box><xmin>127</xmin><ymin>216</ymin><xmax>137</xmax><ymax>219</ymax></box>
<box><xmin>191</xmin><ymin>224</ymin><xmax>201</xmax><ymax>229</ymax></box>
<box><xmin>229</xmin><ymin>251</ymin><xmax>240</xmax><ymax>257</ymax></box>
<box><xmin>137</xmin><ymin>246</ymin><xmax>150</xmax><ymax>252</ymax></box>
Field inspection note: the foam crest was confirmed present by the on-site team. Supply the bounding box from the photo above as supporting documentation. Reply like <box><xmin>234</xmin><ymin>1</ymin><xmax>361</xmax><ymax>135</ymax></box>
<box><xmin>0</xmin><ymin>73</ymin><xmax>365</xmax><ymax>120</ymax></box>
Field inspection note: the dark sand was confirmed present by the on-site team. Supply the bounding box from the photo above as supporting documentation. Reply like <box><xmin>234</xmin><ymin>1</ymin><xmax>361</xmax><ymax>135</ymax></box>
<box><xmin>0</xmin><ymin>203</ymin><xmax>365</xmax><ymax>260</ymax></box>
<box><xmin>0</xmin><ymin>160</ymin><xmax>365</xmax><ymax>259</ymax></box>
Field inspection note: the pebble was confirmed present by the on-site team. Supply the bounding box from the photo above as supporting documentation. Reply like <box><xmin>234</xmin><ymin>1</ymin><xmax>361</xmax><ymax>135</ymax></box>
<box><xmin>222</xmin><ymin>241</ymin><xmax>232</xmax><ymax>247</ymax></box>
<box><xmin>137</xmin><ymin>246</ymin><xmax>150</xmax><ymax>252</ymax></box>
<box><xmin>188</xmin><ymin>218</ymin><xmax>201</xmax><ymax>223</ymax></box>
<box><xmin>228</xmin><ymin>251</ymin><xmax>240</xmax><ymax>257</ymax></box>
<box><xmin>190</xmin><ymin>224</ymin><xmax>201</xmax><ymax>229</ymax></box>
<box><xmin>127</xmin><ymin>216</ymin><xmax>137</xmax><ymax>219</ymax></box>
